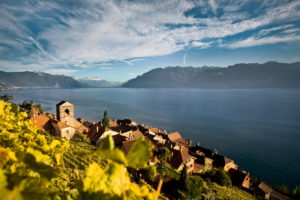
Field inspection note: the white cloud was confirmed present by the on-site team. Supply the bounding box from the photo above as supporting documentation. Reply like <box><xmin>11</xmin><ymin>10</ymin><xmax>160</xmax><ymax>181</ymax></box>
<box><xmin>129</xmin><ymin>72</ymin><xmax>136</xmax><ymax>76</ymax></box>
<box><xmin>79</xmin><ymin>77</ymin><xmax>102</xmax><ymax>81</ymax></box>
<box><xmin>0</xmin><ymin>0</ymin><xmax>300</xmax><ymax>71</ymax></box>
<box><xmin>225</xmin><ymin>34</ymin><xmax>300</xmax><ymax>49</ymax></box>
<box><xmin>191</xmin><ymin>41</ymin><xmax>212</xmax><ymax>48</ymax></box>
<box><xmin>43</xmin><ymin>69</ymin><xmax>78</xmax><ymax>75</ymax></box>
<box><xmin>209</xmin><ymin>0</ymin><xmax>218</xmax><ymax>14</ymax></box>
<box><xmin>121</xmin><ymin>58</ymin><xmax>145</xmax><ymax>65</ymax></box>
<box><xmin>98</xmin><ymin>66</ymin><xmax>112</xmax><ymax>70</ymax></box>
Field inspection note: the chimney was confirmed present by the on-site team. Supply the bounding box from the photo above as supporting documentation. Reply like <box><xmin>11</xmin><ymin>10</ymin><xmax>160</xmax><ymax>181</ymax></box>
<box><xmin>189</xmin><ymin>140</ymin><xmax>192</xmax><ymax>146</ymax></box>
<box><xmin>96</xmin><ymin>126</ymin><xmax>99</xmax><ymax>133</ymax></box>
<box><xmin>213</xmin><ymin>149</ymin><xmax>218</xmax><ymax>155</ymax></box>
<box><xmin>197</xmin><ymin>141</ymin><xmax>200</xmax><ymax>147</ymax></box>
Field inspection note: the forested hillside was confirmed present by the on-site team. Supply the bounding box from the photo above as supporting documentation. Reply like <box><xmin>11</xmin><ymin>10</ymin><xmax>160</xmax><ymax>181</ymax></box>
<box><xmin>0</xmin><ymin>71</ymin><xmax>81</xmax><ymax>89</ymax></box>
<box><xmin>123</xmin><ymin>62</ymin><xmax>300</xmax><ymax>88</ymax></box>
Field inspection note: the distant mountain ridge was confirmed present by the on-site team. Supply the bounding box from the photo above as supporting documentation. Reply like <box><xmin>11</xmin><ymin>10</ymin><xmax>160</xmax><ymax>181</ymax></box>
<box><xmin>0</xmin><ymin>71</ymin><xmax>81</xmax><ymax>89</ymax></box>
<box><xmin>78</xmin><ymin>78</ymin><xmax>122</xmax><ymax>88</ymax></box>
<box><xmin>122</xmin><ymin>62</ymin><xmax>300</xmax><ymax>88</ymax></box>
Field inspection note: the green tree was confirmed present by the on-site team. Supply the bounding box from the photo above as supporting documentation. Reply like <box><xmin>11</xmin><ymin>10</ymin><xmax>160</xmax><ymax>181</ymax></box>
<box><xmin>157</xmin><ymin>147</ymin><xmax>172</xmax><ymax>168</ymax></box>
<box><xmin>215</xmin><ymin>170</ymin><xmax>232</xmax><ymax>187</ymax></box>
<box><xmin>179</xmin><ymin>164</ymin><xmax>189</xmax><ymax>191</ymax></box>
<box><xmin>102</xmin><ymin>110</ymin><xmax>110</xmax><ymax>128</ymax></box>
<box><xmin>10</xmin><ymin>103</ymin><xmax>19</xmax><ymax>114</ymax></box>
<box><xmin>186</xmin><ymin>176</ymin><xmax>204</xmax><ymax>199</ymax></box>
<box><xmin>0</xmin><ymin>94</ymin><xmax>13</xmax><ymax>102</ymax></box>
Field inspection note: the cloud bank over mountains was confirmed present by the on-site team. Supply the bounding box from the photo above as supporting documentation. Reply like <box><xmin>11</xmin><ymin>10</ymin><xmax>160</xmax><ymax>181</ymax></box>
<box><xmin>0</xmin><ymin>0</ymin><xmax>299</xmax><ymax>76</ymax></box>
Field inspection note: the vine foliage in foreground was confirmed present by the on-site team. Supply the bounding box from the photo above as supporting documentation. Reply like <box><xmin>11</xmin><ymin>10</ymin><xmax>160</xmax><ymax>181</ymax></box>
<box><xmin>0</xmin><ymin>100</ymin><xmax>160</xmax><ymax>200</ymax></box>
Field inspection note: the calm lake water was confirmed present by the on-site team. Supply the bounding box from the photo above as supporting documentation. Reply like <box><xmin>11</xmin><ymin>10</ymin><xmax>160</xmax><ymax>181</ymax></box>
<box><xmin>4</xmin><ymin>88</ymin><xmax>300</xmax><ymax>188</ymax></box>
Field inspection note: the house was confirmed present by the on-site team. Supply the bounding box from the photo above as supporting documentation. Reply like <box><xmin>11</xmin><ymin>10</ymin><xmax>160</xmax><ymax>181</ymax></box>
<box><xmin>258</xmin><ymin>182</ymin><xmax>293</xmax><ymax>200</ymax></box>
<box><xmin>51</xmin><ymin>120</ymin><xmax>76</xmax><ymax>140</ymax></box>
<box><xmin>193</xmin><ymin>162</ymin><xmax>205</xmax><ymax>174</ymax></box>
<box><xmin>117</xmin><ymin>118</ymin><xmax>137</xmax><ymax>126</ymax></box>
<box><xmin>121</xmin><ymin>140</ymin><xmax>136</xmax><ymax>155</ymax></box>
<box><xmin>213</xmin><ymin>154</ymin><xmax>238</xmax><ymax>172</ymax></box>
<box><xmin>30</xmin><ymin>111</ymin><xmax>55</xmax><ymax>135</ymax></box>
<box><xmin>228</xmin><ymin>168</ymin><xmax>251</xmax><ymax>189</ymax></box>
<box><xmin>189</xmin><ymin>145</ymin><xmax>218</xmax><ymax>158</ymax></box>
<box><xmin>109</xmin><ymin>119</ymin><xmax>118</xmax><ymax>127</ymax></box>
<box><xmin>167</xmin><ymin>131</ymin><xmax>190</xmax><ymax>147</ymax></box>
<box><xmin>258</xmin><ymin>182</ymin><xmax>273</xmax><ymax>199</ymax></box>
<box><xmin>170</xmin><ymin>146</ymin><xmax>196</xmax><ymax>174</ymax></box>
<box><xmin>152</xmin><ymin>134</ymin><xmax>167</xmax><ymax>144</ymax></box>
<box><xmin>87</xmin><ymin>122</ymin><xmax>119</xmax><ymax>145</ymax></box>
<box><xmin>111</xmin><ymin>134</ymin><xmax>128</xmax><ymax>148</ymax></box>
<box><xmin>191</xmin><ymin>156</ymin><xmax>213</xmax><ymax>174</ymax></box>
<box><xmin>148</xmin><ymin>127</ymin><xmax>166</xmax><ymax>135</ymax></box>
<box><xmin>56</xmin><ymin>101</ymin><xmax>88</xmax><ymax>133</ymax></box>
<box><xmin>30</xmin><ymin>109</ymin><xmax>76</xmax><ymax>140</ymax></box>
<box><xmin>122</xmin><ymin>129</ymin><xmax>144</xmax><ymax>140</ymax></box>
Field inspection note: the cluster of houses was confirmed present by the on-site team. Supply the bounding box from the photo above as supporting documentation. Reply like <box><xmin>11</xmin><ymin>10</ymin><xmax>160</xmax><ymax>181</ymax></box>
<box><xmin>30</xmin><ymin>101</ymin><xmax>292</xmax><ymax>200</ymax></box>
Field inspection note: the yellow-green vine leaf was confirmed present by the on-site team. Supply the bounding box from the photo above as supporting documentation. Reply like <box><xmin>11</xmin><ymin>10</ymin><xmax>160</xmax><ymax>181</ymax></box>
<box><xmin>126</xmin><ymin>137</ymin><xmax>152</xmax><ymax>169</ymax></box>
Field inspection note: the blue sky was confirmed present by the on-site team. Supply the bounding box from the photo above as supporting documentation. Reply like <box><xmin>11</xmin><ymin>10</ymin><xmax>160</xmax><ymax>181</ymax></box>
<box><xmin>0</xmin><ymin>0</ymin><xmax>300</xmax><ymax>81</ymax></box>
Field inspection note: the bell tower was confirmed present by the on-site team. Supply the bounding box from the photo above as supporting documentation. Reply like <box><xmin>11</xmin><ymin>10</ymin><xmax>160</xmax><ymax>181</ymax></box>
<box><xmin>56</xmin><ymin>101</ymin><xmax>74</xmax><ymax>126</ymax></box>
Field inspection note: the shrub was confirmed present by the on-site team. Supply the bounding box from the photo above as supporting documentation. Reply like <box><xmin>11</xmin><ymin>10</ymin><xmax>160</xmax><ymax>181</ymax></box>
<box><xmin>214</xmin><ymin>170</ymin><xmax>232</xmax><ymax>187</ymax></box>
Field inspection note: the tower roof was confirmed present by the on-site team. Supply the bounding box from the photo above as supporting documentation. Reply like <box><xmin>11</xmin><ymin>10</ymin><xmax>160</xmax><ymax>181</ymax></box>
<box><xmin>56</xmin><ymin>101</ymin><xmax>73</xmax><ymax>107</ymax></box>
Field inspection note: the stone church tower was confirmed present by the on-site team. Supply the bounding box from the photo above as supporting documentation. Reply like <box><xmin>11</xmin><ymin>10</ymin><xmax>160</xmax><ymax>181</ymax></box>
<box><xmin>56</xmin><ymin>101</ymin><xmax>74</xmax><ymax>126</ymax></box>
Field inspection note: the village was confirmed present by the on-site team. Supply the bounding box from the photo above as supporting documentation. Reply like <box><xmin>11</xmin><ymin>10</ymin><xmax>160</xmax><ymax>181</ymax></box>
<box><xmin>30</xmin><ymin>101</ymin><xmax>292</xmax><ymax>200</ymax></box>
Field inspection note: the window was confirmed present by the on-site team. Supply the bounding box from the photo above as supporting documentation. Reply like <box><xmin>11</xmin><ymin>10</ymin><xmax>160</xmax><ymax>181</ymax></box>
<box><xmin>65</xmin><ymin>109</ymin><xmax>70</xmax><ymax>115</ymax></box>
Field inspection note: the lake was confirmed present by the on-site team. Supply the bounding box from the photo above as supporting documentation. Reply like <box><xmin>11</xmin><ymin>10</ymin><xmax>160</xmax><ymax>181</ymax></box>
<box><xmin>4</xmin><ymin>88</ymin><xmax>300</xmax><ymax>189</ymax></box>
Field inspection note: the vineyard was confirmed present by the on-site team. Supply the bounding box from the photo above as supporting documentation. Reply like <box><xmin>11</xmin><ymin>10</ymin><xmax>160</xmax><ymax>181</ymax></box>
<box><xmin>0</xmin><ymin>100</ymin><xmax>159</xmax><ymax>200</ymax></box>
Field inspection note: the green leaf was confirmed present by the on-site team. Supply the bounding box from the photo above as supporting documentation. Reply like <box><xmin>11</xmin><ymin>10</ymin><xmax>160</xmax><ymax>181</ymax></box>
<box><xmin>96</xmin><ymin>135</ymin><xmax>127</xmax><ymax>165</ymax></box>
<box><xmin>99</xmin><ymin>135</ymin><xmax>114</xmax><ymax>151</ymax></box>
<box><xmin>97</xmin><ymin>148</ymin><xmax>127</xmax><ymax>166</ymax></box>
<box><xmin>126</xmin><ymin>137</ymin><xmax>152</xmax><ymax>169</ymax></box>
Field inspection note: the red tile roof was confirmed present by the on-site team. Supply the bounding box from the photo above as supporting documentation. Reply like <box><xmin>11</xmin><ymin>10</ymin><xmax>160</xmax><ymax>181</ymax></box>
<box><xmin>130</xmin><ymin>129</ymin><xmax>144</xmax><ymax>140</ymax></box>
<box><xmin>168</xmin><ymin>131</ymin><xmax>182</xmax><ymax>142</ymax></box>
<box><xmin>87</xmin><ymin>122</ymin><xmax>111</xmax><ymax>143</ymax></box>
<box><xmin>170</xmin><ymin>147</ymin><xmax>193</xmax><ymax>169</ymax></box>
<box><xmin>30</xmin><ymin>114</ymin><xmax>53</xmax><ymax>131</ymax></box>
<box><xmin>121</xmin><ymin>140</ymin><xmax>136</xmax><ymax>155</ymax></box>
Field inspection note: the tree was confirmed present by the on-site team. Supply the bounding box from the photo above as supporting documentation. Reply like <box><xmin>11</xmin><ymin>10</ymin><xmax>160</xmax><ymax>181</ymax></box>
<box><xmin>102</xmin><ymin>110</ymin><xmax>110</xmax><ymax>128</ymax></box>
<box><xmin>0</xmin><ymin>93</ymin><xmax>13</xmax><ymax>102</ymax></box>
<box><xmin>214</xmin><ymin>170</ymin><xmax>232</xmax><ymax>187</ymax></box>
<box><xmin>157</xmin><ymin>147</ymin><xmax>172</xmax><ymax>168</ymax></box>
<box><xmin>186</xmin><ymin>176</ymin><xmax>204</xmax><ymax>199</ymax></box>
<box><xmin>179</xmin><ymin>164</ymin><xmax>189</xmax><ymax>191</ymax></box>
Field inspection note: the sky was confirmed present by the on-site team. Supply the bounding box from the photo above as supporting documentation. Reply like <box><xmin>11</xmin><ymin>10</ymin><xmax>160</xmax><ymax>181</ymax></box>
<box><xmin>0</xmin><ymin>0</ymin><xmax>300</xmax><ymax>82</ymax></box>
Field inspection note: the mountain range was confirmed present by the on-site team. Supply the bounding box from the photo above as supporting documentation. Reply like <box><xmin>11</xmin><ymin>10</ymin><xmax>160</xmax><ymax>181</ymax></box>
<box><xmin>0</xmin><ymin>71</ymin><xmax>81</xmax><ymax>89</ymax></box>
<box><xmin>77</xmin><ymin>78</ymin><xmax>122</xmax><ymax>88</ymax></box>
<box><xmin>1</xmin><ymin>62</ymin><xmax>300</xmax><ymax>90</ymax></box>
<box><xmin>122</xmin><ymin>62</ymin><xmax>300</xmax><ymax>88</ymax></box>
